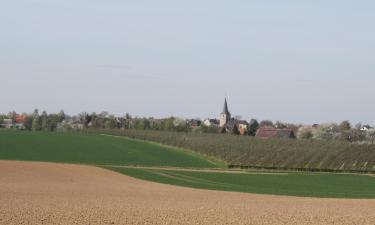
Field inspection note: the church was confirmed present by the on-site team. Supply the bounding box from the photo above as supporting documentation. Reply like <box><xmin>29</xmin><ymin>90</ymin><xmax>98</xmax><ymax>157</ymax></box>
<box><xmin>219</xmin><ymin>98</ymin><xmax>249</xmax><ymax>135</ymax></box>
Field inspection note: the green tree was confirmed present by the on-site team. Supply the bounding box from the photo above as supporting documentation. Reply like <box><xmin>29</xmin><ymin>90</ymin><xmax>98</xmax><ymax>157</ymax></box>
<box><xmin>32</xmin><ymin>109</ymin><xmax>39</xmax><ymax>118</ymax></box>
<box><xmin>41</xmin><ymin>111</ymin><xmax>48</xmax><ymax>131</ymax></box>
<box><xmin>23</xmin><ymin>116</ymin><xmax>33</xmax><ymax>130</ymax></box>
<box><xmin>232</xmin><ymin>124</ymin><xmax>240</xmax><ymax>135</ymax></box>
<box><xmin>104</xmin><ymin>115</ymin><xmax>117</xmax><ymax>129</ymax></box>
<box><xmin>47</xmin><ymin>114</ymin><xmax>60</xmax><ymax>131</ymax></box>
<box><xmin>58</xmin><ymin>110</ymin><xmax>66</xmax><ymax>122</ymax></box>
<box><xmin>248</xmin><ymin>119</ymin><xmax>259</xmax><ymax>136</ymax></box>
<box><xmin>32</xmin><ymin>116</ymin><xmax>42</xmax><ymax>131</ymax></box>
<box><xmin>162</xmin><ymin>117</ymin><xmax>175</xmax><ymax>131</ymax></box>
<box><xmin>173</xmin><ymin>118</ymin><xmax>190</xmax><ymax>132</ymax></box>
<box><xmin>136</xmin><ymin>118</ymin><xmax>151</xmax><ymax>130</ymax></box>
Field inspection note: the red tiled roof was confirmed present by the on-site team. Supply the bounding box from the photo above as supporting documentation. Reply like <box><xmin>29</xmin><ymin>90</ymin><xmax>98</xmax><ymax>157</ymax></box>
<box><xmin>256</xmin><ymin>127</ymin><xmax>295</xmax><ymax>139</ymax></box>
<box><xmin>15</xmin><ymin>115</ymin><xmax>27</xmax><ymax>124</ymax></box>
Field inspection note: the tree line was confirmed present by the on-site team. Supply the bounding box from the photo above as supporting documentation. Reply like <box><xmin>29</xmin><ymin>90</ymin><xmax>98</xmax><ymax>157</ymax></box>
<box><xmin>1</xmin><ymin>110</ymin><xmax>374</xmax><ymax>144</ymax></box>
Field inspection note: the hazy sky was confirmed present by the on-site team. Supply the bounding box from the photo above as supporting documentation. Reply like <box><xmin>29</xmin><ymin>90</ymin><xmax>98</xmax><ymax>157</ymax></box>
<box><xmin>1</xmin><ymin>0</ymin><xmax>375</xmax><ymax>124</ymax></box>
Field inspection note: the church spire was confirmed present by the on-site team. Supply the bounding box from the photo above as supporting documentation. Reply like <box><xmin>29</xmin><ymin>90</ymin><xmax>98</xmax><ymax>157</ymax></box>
<box><xmin>220</xmin><ymin>97</ymin><xmax>231</xmax><ymax>127</ymax></box>
<box><xmin>222</xmin><ymin>97</ymin><xmax>230</xmax><ymax>114</ymax></box>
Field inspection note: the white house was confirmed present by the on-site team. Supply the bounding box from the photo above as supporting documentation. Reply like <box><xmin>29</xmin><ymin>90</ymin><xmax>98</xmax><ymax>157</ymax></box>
<box><xmin>1</xmin><ymin>119</ymin><xmax>13</xmax><ymax>129</ymax></box>
<box><xmin>360</xmin><ymin>125</ymin><xmax>372</xmax><ymax>131</ymax></box>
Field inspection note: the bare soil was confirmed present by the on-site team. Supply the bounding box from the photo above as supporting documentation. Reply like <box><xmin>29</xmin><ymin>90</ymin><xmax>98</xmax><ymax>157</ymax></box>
<box><xmin>1</xmin><ymin>161</ymin><xmax>375</xmax><ymax>225</ymax></box>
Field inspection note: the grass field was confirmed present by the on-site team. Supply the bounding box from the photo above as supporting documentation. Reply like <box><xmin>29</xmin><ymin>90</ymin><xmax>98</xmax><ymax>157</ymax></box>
<box><xmin>0</xmin><ymin>130</ymin><xmax>219</xmax><ymax>168</ymax></box>
<box><xmin>2</xmin><ymin>129</ymin><xmax>375</xmax><ymax>198</ymax></box>
<box><xmin>107</xmin><ymin>167</ymin><xmax>375</xmax><ymax>198</ymax></box>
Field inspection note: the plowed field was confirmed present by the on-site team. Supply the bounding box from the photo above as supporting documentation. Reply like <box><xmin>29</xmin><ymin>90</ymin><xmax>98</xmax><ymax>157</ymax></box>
<box><xmin>1</xmin><ymin>161</ymin><xmax>375</xmax><ymax>225</ymax></box>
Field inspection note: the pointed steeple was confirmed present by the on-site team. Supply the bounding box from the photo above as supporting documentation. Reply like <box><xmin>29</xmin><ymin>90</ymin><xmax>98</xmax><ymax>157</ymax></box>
<box><xmin>220</xmin><ymin>97</ymin><xmax>231</xmax><ymax>128</ymax></box>
<box><xmin>222</xmin><ymin>98</ymin><xmax>230</xmax><ymax>114</ymax></box>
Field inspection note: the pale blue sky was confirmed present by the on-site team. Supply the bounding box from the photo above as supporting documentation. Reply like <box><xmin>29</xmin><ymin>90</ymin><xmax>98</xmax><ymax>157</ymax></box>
<box><xmin>1</xmin><ymin>0</ymin><xmax>375</xmax><ymax>124</ymax></box>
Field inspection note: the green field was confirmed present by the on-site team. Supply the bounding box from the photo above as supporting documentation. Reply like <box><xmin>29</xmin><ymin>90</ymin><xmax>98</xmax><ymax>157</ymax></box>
<box><xmin>2</xmin><ymin>129</ymin><xmax>375</xmax><ymax>198</ymax></box>
<box><xmin>107</xmin><ymin>167</ymin><xmax>375</xmax><ymax>199</ymax></box>
<box><xmin>0</xmin><ymin>130</ymin><xmax>220</xmax><ymax>168</ymax></box>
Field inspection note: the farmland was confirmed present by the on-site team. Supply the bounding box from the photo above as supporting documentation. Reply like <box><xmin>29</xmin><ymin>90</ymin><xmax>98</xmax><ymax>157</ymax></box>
<box><xmin>92</xmin><ymin>129</ymin><xmax>375</xmax><ymax>172</ymax></box>
<box><xmin>3</xmin><ymin>161</ymin><xmax>375</xmax><ymax>225</ymax></box>
<box><xmin>107</xmin><ymin>166</ymin><xmax>375</xmax><ymax>198</ymax></box>
<box><xmin>2</xmin><ymin>129</ymin><xmax>375</xmax><ymax>198</ymax></box>
<box><xmin>0</xmin><ymin>130</ymin><xmax>219</xmax><ymax>168</ymax></box>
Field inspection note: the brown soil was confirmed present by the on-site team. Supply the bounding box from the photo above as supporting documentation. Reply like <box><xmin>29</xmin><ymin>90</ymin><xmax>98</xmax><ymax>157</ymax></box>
<box><xmin>1</xmin><ymin>161</ymin><xmax>375</xmax><ymax>225</ymax></box>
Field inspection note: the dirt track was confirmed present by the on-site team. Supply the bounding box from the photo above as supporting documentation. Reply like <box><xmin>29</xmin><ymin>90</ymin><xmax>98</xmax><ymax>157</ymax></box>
<box><xmin>1</xmin><ymin>161</ymin><xmax>375</xmax><ymax>225</ymax></box>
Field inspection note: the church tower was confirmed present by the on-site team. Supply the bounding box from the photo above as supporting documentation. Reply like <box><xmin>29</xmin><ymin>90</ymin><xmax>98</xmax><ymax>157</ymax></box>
<box><xmin>220</xmin><ymin>98</ymin><xmax>231</xmax><ymax>127</ymax></box>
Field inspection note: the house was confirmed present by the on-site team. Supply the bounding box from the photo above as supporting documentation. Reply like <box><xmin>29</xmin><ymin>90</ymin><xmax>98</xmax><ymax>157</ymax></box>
<box><xmin>1</xmin><ymin>119</ymin><xmax>13</xmax><ymax>128</ymax></box>
<box><xmin>225</xmin><ymin>119</ymin><xmax>249</xmax><ymax>135</ymax></box>
<box><xmin>360</xmin><ymin>125</ymin><xmax>372</xmax><ymax>131</ymax></box>
<box><xmin>188</xmin><ymin>119</ymin><xmax>201</xmax><ymax>129</ymax></box>
<box><xmin>14</xmin><ymin>114</ymin><xmax>27</xmax><ymax>129</ymax></box>
<box><xmin>15</xmin><ymin>115</ymin><xmax>26</xmax><ymax>124</ymax></box>
<box><xmin>203</xmin><ymin>119</ymin><xmax>219</xmax><ymax>127</ymax></box>
<box><xmin>256</xmin><ymin>126</ymin><xmax>295</xmax><ymax>139</ymax></box>
<box><xmin>237</xmin><ymin>120</ymin><xmax>249</xmax><ymax>135</ymax></box>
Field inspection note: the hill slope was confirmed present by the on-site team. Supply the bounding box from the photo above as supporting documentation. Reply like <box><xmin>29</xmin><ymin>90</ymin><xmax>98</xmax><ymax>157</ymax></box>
<box><xmin>0</xmin><ymin>130</ymin><xmax>220</xmax><ymax>168</ymax></box>
<box><xmin>97</xmin><ymin>129</ymin><xmax>375</xmax><ymax>172</ymax></box>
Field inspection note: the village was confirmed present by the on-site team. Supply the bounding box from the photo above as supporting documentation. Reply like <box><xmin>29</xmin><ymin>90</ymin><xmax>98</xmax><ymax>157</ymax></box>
<box><xmin>1</xmin><ymin>98</ymin><xmax>374</xmax><ymax>142</ymax></box>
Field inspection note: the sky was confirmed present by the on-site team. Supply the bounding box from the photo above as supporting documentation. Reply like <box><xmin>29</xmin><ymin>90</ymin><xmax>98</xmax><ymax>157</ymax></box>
<box><xmin>1</xmin><ymin>0</ymin><xmax>375</xmax><ymax>124</ymax></box>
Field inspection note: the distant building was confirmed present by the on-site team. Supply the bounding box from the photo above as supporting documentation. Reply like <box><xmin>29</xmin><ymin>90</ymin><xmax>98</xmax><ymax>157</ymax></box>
<box><xmin>188</xmin><ymin>119</ymin><xmax>201</xmax><ymax>129</ymax></box>
<box><xmin>15</xmin><ymin>115</ymin><xmax>26</xmax><ymax>124</ymax></box>
<box><xmin>219</xmin><ymin>98</ymin><xmax>231</xmax><ymax>127</ymax></box>
<box><xmin>1</xmin><ymin>119</ymin><xmax>13</xmax><ymax>129</ymax></box>
<box><xmin>218</xmin><ymin>98</ymin><xmax>249</xmax><ymax>135</ymax></box>
<box><xmin>203</xmin><ymin>119</ymin><xmax>219</xmax><ymax>127</ymax></box>
<box><xmin>256</xmin><ymin>127</ymin><xmax>295</xmax><ymax>139</ymax></box>
<box><xmin>224</xmin><ymin>119</ymin><xmax>248</xmax><ymax>135</ymax></box>
<box><xmin>360</xmin><ymin>125</ymin><xmax>372</xmax><ymax>131</ymax></box>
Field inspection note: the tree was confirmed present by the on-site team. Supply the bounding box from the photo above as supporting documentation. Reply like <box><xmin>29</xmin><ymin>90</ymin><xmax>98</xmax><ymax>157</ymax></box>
<box><xmin>347</xmin><ymin>128</ymin><xmax>366</xmax><ymax>142</ymax></box>
<box><xmin>41</xmin><ymin>111</ymin><xmax>48</xmax><ymax>131</ymax></box>
<box><xmin>312</xmin><ymin>123</ymin><xmax>338</xmax><ymax>141</ymax></box>
<box><xmin>32</xmin><ymin>109</ymin><xmax>39</xmax><ymax>118</ymax></box>
<box><xmin>274</xmin><ymin>121</ymin><xmax>287</xmax><ymax>129</ymax></box>
<box><xmin>248</xmin><ymin>119</ymin><xmax>259</xmax><ymax>136</ymax></box>
<box><xmin>58</xmin><ymin>110</ymin><xmax>66</xmax><ymax>122</ymax></box>
<box><xmin>135</xmin><ymin>118</ymin><xmax>151</xmax><ymax>130</ymax></box>
<box><xmin>162</xmin><ymin>117</ymin><xmax>175</xmax><ymax>131</ymax></box>
<box><xmin>104</xmin><ymin>118</ymin><xmax>117</xmax><ymax>129</ymax></box>
<box><xmin>339</xmin><ymin>120</ymin><xmax>351</xmax><ymax>131</ymax></box>
<box><xmin>32</xmin><ymin>116</ymin><xmax>42</xmax><ymax>131</ymax></box>
<box><xmin>47</xmin><ymin>114</ymin><xmax>60</xmax><ymax>131</ymax></box>
<box><xmin>232</xmin><ymin>124</ymin><xmax>240</xmax><ymax>135</ymax></box>
<box><xmin>173</xmin><ymin>118</ymin><xmax>190</xmax><ymax>132</ymax></box>
<box><xmin>259</xmin><ymin>120</ymin><xmax>274</xmax><ymax>127</ymax></box>
<box><xmin>23</xmin><ymin>116</ymin><xmax>33</xmax><ymax>130</ymax></box>
<box><xmin>297</xmin><ymin>126</ymin><xmax>313</xmax><ymax>139</ymax></box>
<box><xmin>123</xmin><ymin>113</ymin><xmax>132</xmax><ymax>129</ymax></box>
<box><xmin>367</xmin><ymin>128</ymin><xmax>375</xmax><ymax>144</ymax></box>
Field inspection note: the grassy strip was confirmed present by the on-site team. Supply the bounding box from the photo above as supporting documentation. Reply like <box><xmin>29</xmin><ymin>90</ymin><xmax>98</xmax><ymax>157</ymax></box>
<box><xmin>106</xmin><ymin>166</ymin><xmax>375</xmax><ymax>199</ymax></box>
